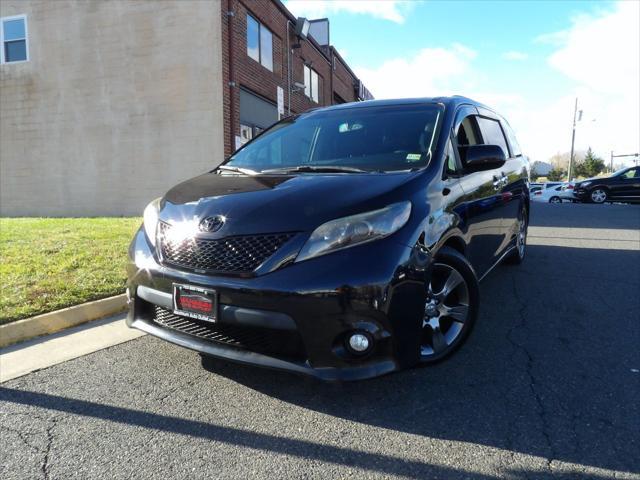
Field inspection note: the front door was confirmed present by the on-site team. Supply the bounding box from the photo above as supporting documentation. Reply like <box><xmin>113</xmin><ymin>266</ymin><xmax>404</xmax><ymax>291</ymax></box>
<box><xmin>615</xmin><ymin>167</ymin><xmax>640</xmax><ymax>200</ymax></box>
<box><xmin>453</xmin><ymin>107</ymin><xmax>507</xmax><ymax>276</ymax></box>
<box><xmin>476</xmin><ymin>111</ymin><xmax>523</xmax><ymax>252</ymax></box>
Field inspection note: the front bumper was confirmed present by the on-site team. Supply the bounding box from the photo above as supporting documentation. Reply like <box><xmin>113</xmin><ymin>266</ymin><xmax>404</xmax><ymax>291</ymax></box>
<box><xmin>574</xmin><ymin>188</ymin><xmax>589</xmax><ymax>200</ymax></box>
<box><xmin>126</xmin><ymin>228</ymin><xmax>431</xmax><ymax>381</ymax></box>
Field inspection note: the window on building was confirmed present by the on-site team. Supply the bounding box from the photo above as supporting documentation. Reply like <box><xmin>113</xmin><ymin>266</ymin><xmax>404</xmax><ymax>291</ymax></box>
<box><xmin>246</xmin><ymin>14</ymin><xmax>272</xmax><ymax>71</ymax></box>
<box><xmin>1</xmin><ymin>15</ymin><xmax>28</xmax><ymax>63</ymax></box>
<box><xmin>303</xmin><ymin>65</ymin><xmax>321</xmax><ymax>103</ymax></box>
<box><xmin>303</xmin><ymin>65</ymin><xmax>310</xmax><ymax>98</ymax></box>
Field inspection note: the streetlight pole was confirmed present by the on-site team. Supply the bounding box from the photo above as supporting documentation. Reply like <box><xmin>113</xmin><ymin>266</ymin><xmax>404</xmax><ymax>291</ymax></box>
<box><xmin>610</xmin><ymin>152</ymin><xmax>640</xmax><ymax>171</ymax></box>
<box><xmin>568</xmin><ymin>98</ymin><xmax>580</xmax><ymax>181</ymax></box>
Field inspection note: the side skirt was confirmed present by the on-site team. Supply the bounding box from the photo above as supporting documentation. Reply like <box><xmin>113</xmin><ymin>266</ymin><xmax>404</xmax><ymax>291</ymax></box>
<box><xmin>478</xmin><ymin>245</ymin><xmax>517</xmax><ymax>282</ymax></box>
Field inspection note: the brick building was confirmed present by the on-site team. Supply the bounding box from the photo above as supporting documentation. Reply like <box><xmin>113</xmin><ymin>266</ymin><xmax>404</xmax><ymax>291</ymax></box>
<box><xmin>221</xmin><ymin>0</ymin><xmax>372</xmax><ymax>156</ymax></box>
<box><xmin>0</xmin><ymin>0</ymin><xmax>371</xmax><ymax>216</ymax></box>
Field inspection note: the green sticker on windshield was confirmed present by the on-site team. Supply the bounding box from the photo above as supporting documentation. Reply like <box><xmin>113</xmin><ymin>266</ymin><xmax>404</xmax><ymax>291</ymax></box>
<box><xmin>406</xmin><ymin>153</ymin><xmax>421</xmax><ymax>161</ymax></box>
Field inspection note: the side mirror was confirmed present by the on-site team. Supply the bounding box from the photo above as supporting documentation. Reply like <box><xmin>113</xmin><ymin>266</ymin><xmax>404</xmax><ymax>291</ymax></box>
<box><xmin>461</xmin><ymin>145</ymin><xmax>507</xmax><ymax>173</ymax></box>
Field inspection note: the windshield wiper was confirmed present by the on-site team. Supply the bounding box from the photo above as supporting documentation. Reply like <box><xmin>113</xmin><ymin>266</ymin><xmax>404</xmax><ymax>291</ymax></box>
<box><xmin>216</xmin><ymin>165</ymin><xmax>258</xmax><ymax>175</ymax></box>
<box><xmin>261</xmin><ymin>165</ymin><xmax>368</xmax><ymax>174</ymax></box>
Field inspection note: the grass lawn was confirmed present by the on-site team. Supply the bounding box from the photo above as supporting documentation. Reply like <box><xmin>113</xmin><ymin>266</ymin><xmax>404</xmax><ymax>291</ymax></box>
<box><xmin>0</xmin><ymin>218</ymin><xmax>141</xmax><ymax>324</ymax></box>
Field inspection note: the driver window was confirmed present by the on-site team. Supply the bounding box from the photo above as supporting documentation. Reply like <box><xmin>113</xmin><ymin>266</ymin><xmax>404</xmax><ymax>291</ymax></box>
<box><xmin>622</xmin><ymin>168</ymin><xmax>639</xmax><ymax>179</ymax></box>
<box><xmin>457</xmin><ymin>117</ymin><xmax>479</xmax><ymax>147</ymax></box>
<box><xmin>455</xmin><ymin>115</ymin><xmax>480</xmax><ymax>166</ymax></box>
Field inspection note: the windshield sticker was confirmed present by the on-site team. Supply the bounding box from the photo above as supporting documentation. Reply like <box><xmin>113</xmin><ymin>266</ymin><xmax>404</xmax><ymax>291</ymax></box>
<box><xmin>406</xmin><ymin>153</ymin><xmax>422</xmax><ymax>161</ymax></box>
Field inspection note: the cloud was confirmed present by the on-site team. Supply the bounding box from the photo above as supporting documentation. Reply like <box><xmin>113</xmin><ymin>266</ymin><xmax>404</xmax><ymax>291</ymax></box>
<box><xmin>284</xmin><ymin>0</ymin><xmax>416</xmax><ymax>24</ymax></box>
<box><xmin>545</xmin><ymin>2</ymin><xmax>639</xmax><ymax>95</ymax></box>
<box><xmin>355</xmin><ymin>1</ymin><xmax>639</xmax><ymax>165</ymax></box>
<box><xmin>502</xmin><ymin>51</ymin><xmax>528</xmax><ymax>61</ymax></box>
<box><xmin>538</xmin><ymin>1</ymin><xmax>640</xmax><ymax>164</ymax></box>
<box><xmin>354</xmin><ymin>44</ymin><xmax>478</xmax><ymax>99</ymax></box>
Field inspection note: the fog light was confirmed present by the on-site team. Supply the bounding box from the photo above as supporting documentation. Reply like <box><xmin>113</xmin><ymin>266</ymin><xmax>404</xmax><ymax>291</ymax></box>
<box><xmin>348</xmin><ymin>333</ymin><xmax>371</xmax><ymax>353</ymax></box>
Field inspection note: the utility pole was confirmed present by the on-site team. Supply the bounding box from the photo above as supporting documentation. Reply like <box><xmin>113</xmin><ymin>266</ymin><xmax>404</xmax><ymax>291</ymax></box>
<box><xmin>610</xmin><ymin>150</ymin><xmax>614</xmax><ymax>173</ymax></box>
<box><xmin>568</xmin><ymin>98</ymin><xmax>582</xmax><ymax>181</ymax></box>
<box><xmin>610</xmin><ymin>152</ymin><xmax>640</xmax><ymax>171</ymax></box>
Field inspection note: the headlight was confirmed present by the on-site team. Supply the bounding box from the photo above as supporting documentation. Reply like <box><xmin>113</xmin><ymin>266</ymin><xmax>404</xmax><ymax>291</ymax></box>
<box><xmin>143</xmin><ymin>198</ymin><xmax>162</xmax><ymax>247</ymax></box>
<box><xmin>580</xmin><ymin>181</ymin><xmax>591</xmax><ymax>187</ymax></box>
<box><xmin>296</xmin><ymin>202</ymin><xmax>411</xmax><ymax>263</ymax></box>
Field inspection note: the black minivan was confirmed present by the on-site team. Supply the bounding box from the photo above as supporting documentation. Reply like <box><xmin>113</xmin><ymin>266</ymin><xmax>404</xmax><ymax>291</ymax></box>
<box><xmin>127</xmin><ymin>96</ymin><xmax>530</xmax><ymax>380</ymax></box>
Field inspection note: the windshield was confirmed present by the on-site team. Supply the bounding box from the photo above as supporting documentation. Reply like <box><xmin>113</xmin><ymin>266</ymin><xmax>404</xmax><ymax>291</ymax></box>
<box><xmin>225</xmin><ymin>104</ymin><xmax>444</xmax><ymax>173</ymax></box>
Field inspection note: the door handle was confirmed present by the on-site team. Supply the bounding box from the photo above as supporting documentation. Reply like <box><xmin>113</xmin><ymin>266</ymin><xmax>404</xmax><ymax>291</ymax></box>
<box><xmin>493</xmin><ymin>175</ymin><xmax>508</xmax><ymax>190</ymax></box>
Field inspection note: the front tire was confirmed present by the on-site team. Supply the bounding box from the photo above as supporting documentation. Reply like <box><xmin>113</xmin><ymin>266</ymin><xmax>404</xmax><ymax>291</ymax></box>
<box><xmin>590</xmin><ymin>188</ymin><xmax>608</xmax><ymax>204</ymax></box>
<box><xmin>419</xmin><ymin>247</ymin><xmax>479</xmax><ymax>364</ymax></box>
<box><xmin>549</xmin><ymin>196</ymin><xmax>562</xmax><ymax>203</ymax></box>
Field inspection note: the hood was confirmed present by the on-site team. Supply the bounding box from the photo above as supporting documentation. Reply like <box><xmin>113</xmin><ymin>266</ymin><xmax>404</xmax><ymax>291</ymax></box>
<box><xmin>159</xmin><ymin>171</ymin><xmax>420</xmax><ymax>235</ymax></box>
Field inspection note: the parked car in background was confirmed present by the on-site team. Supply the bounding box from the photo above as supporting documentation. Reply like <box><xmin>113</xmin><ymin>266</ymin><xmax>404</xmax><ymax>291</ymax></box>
<box><xmin>532</xmin><ymin>184</ymin><xmax>574</xmax><ymax>203</ymax></box>
<box><xmin>574</xmin><ymin>166</ymin><xmax>640</xmax><ymax>203</ymax></box>
<box><xmin>126</xmin><ymin>96</ymin><xmax>530</xmax><ymax>380</ymax></box>
<box><xmin>530</xmin><ymin>181</ymin><xmax>563</xmax><ymax>194</ymax></box>
<box><xmin>561</xmin><ymin>182</ymin><xmax>578</xmax><ymax>202</ymax></box>
<box><xmin>530</xmin><ymin>183</ymin><xmax>543</xmax><ymax>195</ymax></box>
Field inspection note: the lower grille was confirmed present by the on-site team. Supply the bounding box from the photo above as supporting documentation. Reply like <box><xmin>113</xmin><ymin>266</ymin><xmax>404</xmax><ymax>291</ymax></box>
<box><xmin>152</xmin><ymin>306</ymin><xmax>306</xmax><ymax>360</ymax></box>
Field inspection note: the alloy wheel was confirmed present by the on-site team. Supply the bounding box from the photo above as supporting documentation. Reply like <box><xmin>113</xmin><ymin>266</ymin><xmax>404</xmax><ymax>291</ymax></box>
<box><xmin>516</xmin><ymin>212</ymin><xmax>527</xmax><ymax>259</ymax></box>
<box><xmin>420</xmin><ymin>263</ymin><xmax>470</xmax><ymax>358</ymax></box>
<box><xmin>591</xmin><ymin>189</ymin><xmax>607</xmax><ymax>203</ymax></box>
<box><xmin>549</xmin><ymin>196</ymin><xmax>562</xmax><ymax>203</ymax></box>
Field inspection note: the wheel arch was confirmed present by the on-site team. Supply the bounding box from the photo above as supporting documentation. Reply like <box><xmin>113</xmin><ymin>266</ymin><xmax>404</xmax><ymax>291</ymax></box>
<box><xmin>434</xmin><ymin>231</ymin><xmax>467</xmax><ymax>259</ymax></box>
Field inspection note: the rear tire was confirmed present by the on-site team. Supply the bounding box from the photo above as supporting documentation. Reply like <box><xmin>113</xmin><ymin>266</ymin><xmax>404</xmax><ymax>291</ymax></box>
<box><xmin>419</xmin><ymin>247</ymin><xmax>479</xmax><ymax>365</ymax></box>
<box><xmin>505</xmin><ymin>206</ymin><xmax>527</xmax><ymax>265</ymax></box>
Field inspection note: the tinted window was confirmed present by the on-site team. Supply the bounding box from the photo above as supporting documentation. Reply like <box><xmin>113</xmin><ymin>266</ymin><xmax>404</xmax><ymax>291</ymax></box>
<box><xmin>227</xmin><ymin>104</ymin><xmax>444</xmax><ymax>172</ymax></box>
<box><xmin>477</xmin><ymin>117</ymin><xmax>509</xmax><ymax>157</ymax></box>
<box><xmin>457</xmin><ymin>117</ymin><xmax>479</xmax><ymax>146</ymax></box>
<box><xmin>621</xmin><ymin>168</ymin><xmax>639</xmax><ymax>179</ymax></box>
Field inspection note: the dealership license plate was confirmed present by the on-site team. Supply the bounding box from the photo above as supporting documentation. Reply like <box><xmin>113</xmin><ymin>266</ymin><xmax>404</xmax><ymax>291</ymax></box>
<box><xmin>173</xmin><ymin>284</ymin><xmax>217</xmax><ymax>322</ymax></box>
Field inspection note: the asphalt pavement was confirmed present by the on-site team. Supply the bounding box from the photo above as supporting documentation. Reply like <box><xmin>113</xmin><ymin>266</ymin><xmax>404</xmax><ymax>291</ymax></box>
<box><xmin>2</xmin><ymin>203</ymin><xmax>639</xmax><ymax>479</ymax></box>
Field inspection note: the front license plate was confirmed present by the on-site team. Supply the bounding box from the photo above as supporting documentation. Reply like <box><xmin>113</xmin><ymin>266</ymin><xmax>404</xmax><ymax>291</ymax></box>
<box><xmin>173</xmin><ymin>284</ymin><xmax>217</xmax><ymax>323</ymax></box>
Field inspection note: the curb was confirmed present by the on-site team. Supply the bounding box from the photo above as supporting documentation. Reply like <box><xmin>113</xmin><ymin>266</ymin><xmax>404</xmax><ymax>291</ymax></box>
<box><xmin>0</xmin><ymin>294</ymin><xmax>128</xmax><ymax>348</ymax></box>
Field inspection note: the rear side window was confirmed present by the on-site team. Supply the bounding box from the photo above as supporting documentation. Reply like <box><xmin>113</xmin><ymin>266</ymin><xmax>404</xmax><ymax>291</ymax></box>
<box><xmin>621</xmin><ymin>168</ymin><xmax>639</xmax><ymax>179</ymax></box>
<box><xmin>477</xmin><ymin>117</ymin><xmax>509</xmax><ymax>157</ymax></box>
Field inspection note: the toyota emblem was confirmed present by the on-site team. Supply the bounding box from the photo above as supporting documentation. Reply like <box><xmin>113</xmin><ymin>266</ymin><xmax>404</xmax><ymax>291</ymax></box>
<box><xmin>199</xmin><ymin>215</ymin><xmax>225</xmax><ymax>233</ymax></box>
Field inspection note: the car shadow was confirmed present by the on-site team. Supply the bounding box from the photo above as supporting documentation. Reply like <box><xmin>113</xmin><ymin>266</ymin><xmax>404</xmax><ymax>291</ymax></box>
<box><xmin>200</xmin><ymin>241</ymin><xmax>640</xmax><ymax>476</ymax></box>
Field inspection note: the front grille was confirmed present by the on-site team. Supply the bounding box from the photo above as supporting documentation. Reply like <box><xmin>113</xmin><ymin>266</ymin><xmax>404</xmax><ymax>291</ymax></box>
<box><xmin>152</xmin><ymin>306</ymin><xmax>306</xmax><ymax>360</ymax></box>
<box><xmin>158</xmin><ymin>222</ymin><xmax>294</xmax><ymax>274</ymax></box>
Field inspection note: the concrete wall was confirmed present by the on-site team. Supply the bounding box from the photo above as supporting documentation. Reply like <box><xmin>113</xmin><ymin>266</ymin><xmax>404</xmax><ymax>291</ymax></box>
<box><xmin>0</xmin><ymin>0</ymin><xmax>224</xmax><ymax>216</ymax></box>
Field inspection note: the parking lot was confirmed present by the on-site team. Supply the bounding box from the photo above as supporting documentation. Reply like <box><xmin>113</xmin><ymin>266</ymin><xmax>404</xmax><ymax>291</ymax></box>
<box><xmin>1</xmin><ymin>203</ymin><xmax>639</xmax><ymax>479</ymax></box>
